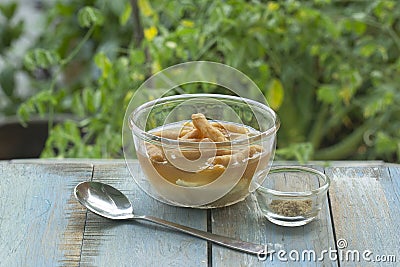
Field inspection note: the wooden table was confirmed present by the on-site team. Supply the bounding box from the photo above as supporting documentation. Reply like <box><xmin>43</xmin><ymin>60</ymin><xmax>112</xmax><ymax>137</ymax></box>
<box><xmin>1</xmin><ymin>160</ymin><xmax>399</xmax><ymax>266</ymax></box>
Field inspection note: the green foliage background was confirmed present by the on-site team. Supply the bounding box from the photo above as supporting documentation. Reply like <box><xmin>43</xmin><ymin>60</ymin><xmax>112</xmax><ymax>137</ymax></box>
<box><xmin>7</xmin><ymin>0</ymin><xmax>400</xmax><ymax>162</ymax></box>
<box><xmin>0</xmin><ymin>2</ymin><xmax>25</xmax><ymax>115</ymax></box>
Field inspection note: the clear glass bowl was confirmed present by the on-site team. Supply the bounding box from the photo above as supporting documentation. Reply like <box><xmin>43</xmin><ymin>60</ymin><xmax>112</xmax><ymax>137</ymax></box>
<box><xmin>254</xmin><ymin>166</ymin><xmax>330</xmax><ymax>226</ymax></box>
<box><xmin>128</xmin><ymin>94</ymin><xmax>279</xmax><ymax>208</ymax></box>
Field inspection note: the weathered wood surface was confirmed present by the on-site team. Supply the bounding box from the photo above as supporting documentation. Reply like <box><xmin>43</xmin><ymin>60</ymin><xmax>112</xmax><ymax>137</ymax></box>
<box><xmin>326</xmin><ymin>166</ymin><xmax>400</xmax><ymax>267</ymax></box>
<box><xmin>80</xmin><ymin>163</ymin><xmax>208</xmax><ymax>267</ymax></box>
<box><xmin>0</xmin><ymin>162</ymin><xmax>93</xmax><ymax>267</ymax></box>
<box><xmin>0</xmin><ymin>160</ymin><xmax>399</xmax><ymax>266</ymax></box>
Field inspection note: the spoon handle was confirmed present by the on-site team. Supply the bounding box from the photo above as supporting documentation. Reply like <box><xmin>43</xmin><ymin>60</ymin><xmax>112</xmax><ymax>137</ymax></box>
<box><xmin>134</xmin><ymin>215</ymin><xmax>266</xmax><ymax>256</ymax></box>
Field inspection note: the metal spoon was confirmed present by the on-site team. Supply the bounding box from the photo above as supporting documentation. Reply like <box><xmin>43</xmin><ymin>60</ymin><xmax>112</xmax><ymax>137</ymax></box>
<box><xmin>74</xmin><ymin>181</ymin><xmax>266</xmax><ymax>256</ymax></box>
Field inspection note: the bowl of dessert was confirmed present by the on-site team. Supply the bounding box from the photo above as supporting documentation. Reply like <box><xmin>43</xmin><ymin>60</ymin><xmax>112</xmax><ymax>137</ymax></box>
<box><xmin>128</xmin><ymin>94</ymin><xmax>279</xmax><ymax>208</ymax></box>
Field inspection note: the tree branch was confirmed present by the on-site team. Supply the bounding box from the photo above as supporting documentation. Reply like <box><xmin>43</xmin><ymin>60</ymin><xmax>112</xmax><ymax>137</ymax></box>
<box><xmin>130</xmin><ymin>0</ymin><xmax>144</xmax><ymax>47</ymax></box>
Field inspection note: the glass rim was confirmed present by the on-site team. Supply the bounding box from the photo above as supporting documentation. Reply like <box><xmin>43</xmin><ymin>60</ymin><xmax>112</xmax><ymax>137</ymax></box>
<box><xmin>128</xmin><ymin>93</ymin><xmax>280</xmax><ymax>149</ymax></box>
<box><xmin>256</xmin><ymin>166</ymin><xmax>330</xmax><ymax>197</ymax></box>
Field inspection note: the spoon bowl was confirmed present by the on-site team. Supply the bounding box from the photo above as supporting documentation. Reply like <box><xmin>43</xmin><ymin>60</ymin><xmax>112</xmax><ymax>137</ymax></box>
<box><xmin>74</xmin><ymin>181</ymin><xmax>267</xmax><ymax>256</ymax></box>
<box><xmin>75</xmin><ymin>181</ymin><xmax>134</xmax><ymax>219</ymax></box>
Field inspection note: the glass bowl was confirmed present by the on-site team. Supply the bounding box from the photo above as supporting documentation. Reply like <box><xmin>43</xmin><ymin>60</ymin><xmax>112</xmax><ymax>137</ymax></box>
<box><xmin>128</xmin><ymin>94</ymin><xmax>279</xmax><ymax>208</ymax></box>
<box><xmin>254</xmin><ymin>166</ymin><xmax>330</xmax><ymax>226</ymax></box>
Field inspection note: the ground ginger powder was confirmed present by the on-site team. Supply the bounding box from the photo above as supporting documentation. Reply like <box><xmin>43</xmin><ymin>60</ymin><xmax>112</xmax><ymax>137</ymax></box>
<box><xmin>269</xmin><ymin>199</ymin><xmax>312</xmax><ymax>217</ymax></box>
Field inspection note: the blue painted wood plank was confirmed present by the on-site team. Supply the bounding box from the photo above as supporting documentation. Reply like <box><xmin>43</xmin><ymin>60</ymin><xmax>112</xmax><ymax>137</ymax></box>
<box><xmin>0</xmin><ymin>162</ymin><xmax>93</xmax><ymax>267</ymax></box>
<box><xmin>80</xmin><ymin>162</ymin><xmax>208</xmax><ymax>267</ymax></box>
<box><xmin>386</xmin><ymin>166</ymin><xmax>400</xmax><ymax>220</ymax></box>
<box><xmin>326</xmin><ymin>166</ymin><xmax>400</xmax><ymax>266</ymax></box>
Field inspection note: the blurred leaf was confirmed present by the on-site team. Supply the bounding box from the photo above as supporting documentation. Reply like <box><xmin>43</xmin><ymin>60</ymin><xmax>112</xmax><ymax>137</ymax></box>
<box><xmin>119</xmin><ymin>2</ymin><xmax>132</xmax><ymax>26</ymax></box>
<box><xmin>0</xmin><ymin>2</ymin><xmax>17</xmax><ymax>20</ymax></box>
<box><xmin>0</xmin><ymin>66</ymin><xmax>15</xmax><ymax>97</ymax></box>
<box><xmin>24</xmin><ymin>49</ymin><xmax>60</xmax><ymax>71</ymax></box>
<box><xmin>360</xmin><ymin>43</ymin><xmax>376</xmax><ymax>58</ymax></box>
<box><xmin>267</xmin><ymin>2</ymin><xmax>280</xmax><ymax>12</ymax></box>
<box><xmin>94</xmin><ymin>52</ymin><xmax>112</xmax><ymax>78</ymax></box>
<box><xmin>0</xmin><ymin>20</ymin><xmax>24</xmax><ymax>48</ymax></box>
<box><xmin>78</xmin><ymin>7</ymin><xmax>104</xmax><ymax>28</ymax></box>
<box><xmin>12</xmin><ymin>20</ymin><xmax>24</xmax><ymax>41</ymax></box>
<box><xmin>373</xmin><ymin>1</ymin><xmax>396</xmax><ymax>22</ymax></box>
<box><xmin>82</xmin><ymin>88</ymin><xmax>95</xmax><ymax>113</ymax></box>
<box><xmin>339</xmin><ymin>86</ymin><xmax>353</xmax><ymax>105</ymax></box>
<box><xmin>17</xmin><ymin>106</ymin><xmax>30</xmax><ymax>126</ymax></box>
<box><xmin>338</xmin><ymin>69</ymin><xmax>362</xmax><ymax>104</ymax></box>
<box><xmin>151</xmin><ymin>60</ymin><xmax>161</xmax><ymax>74</ymax></box>
<box><xmin>363</xmin><ymin>91</ymin><xmax>394</xmax><ymax>118</ymax></box>
<box><xmin>343</xmin><ymin>18</ymin><xmax>367</xmax><ymax>35</ymax></box>
<box><xmin>17</xmin><ymin>89</ymin><xmax>58</xmax><ymax>125</ymax></box>
<box><xmin>72</xmin><ymin>94</ymin><xmax>85</xmax><ymax>117</ymax></box>
<box><xmin>358</xmin><ymin>40</ymin><xmax>388</xmax><ymax>61</ymax></box>
<box><xmin>64</xmin><ymin>120</ymin><xmax>81</xmax><ymax>140</ymax></box>
<box><xmin>93</xmin><ymin>90</ymin><xmax>102</xmax><ymax>111</ymax></box>
<box><xmin>276</xmin><ymin>142</ymin><xmax>314</xmax><ymax>163</ymax></box>
<box><xmin>266</xmin><ymin>79</ymin><xmax>284</xmax><ymax>110</ymax></box>
<box><xmin>375</xmin><ymin>132</ymin><xmax>397</xmax><ymax>154</ymax></box>
<box><xmin>130</xmin><ymin>49</ymin><xmax>146</xmax><ymax>65</ymax></box>
<box><xmin>181</xmin><ymin>20</ymin><xmax>194</xmax><ymax>28</ymax></box>
<box><xmin>317</xmin><ymin>85</ymin><xmax>338</xmax><ymax>104</ymax></box>
<box><xmin>138</xmin><ymin>0</ymin><xmax>154</xmax><ymax>17</ymax></box>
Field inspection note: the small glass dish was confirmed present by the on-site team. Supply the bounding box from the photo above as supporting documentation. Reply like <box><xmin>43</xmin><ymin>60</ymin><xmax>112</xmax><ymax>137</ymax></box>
<box><xmin>254</xmin><ymin>166</ymin><xmax>330</xmax><ymax>227</ymax></box>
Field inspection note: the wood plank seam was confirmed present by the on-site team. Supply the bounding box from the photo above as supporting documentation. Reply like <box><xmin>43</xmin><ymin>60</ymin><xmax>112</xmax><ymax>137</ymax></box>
<box><xmin>77</xmin><ymin>164</ymin><xmax>94</xmax><ymax>267</ymax></box>
<box><xmin>325</xmin><ymin>166</ymin><xmax>341</xmax><ymax>267</ymax></box>
<box><xmin>207</xmin><ymin>209</ymin><xmax>212</xmax><ymax>267</ymax></box>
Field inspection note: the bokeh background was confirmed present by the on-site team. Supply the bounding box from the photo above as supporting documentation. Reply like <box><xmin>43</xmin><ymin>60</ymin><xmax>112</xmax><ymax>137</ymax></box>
<box><xmin>1</xmin><ymin>0</ymin><xmax>399</xmax><ymax>162</ymax></box>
